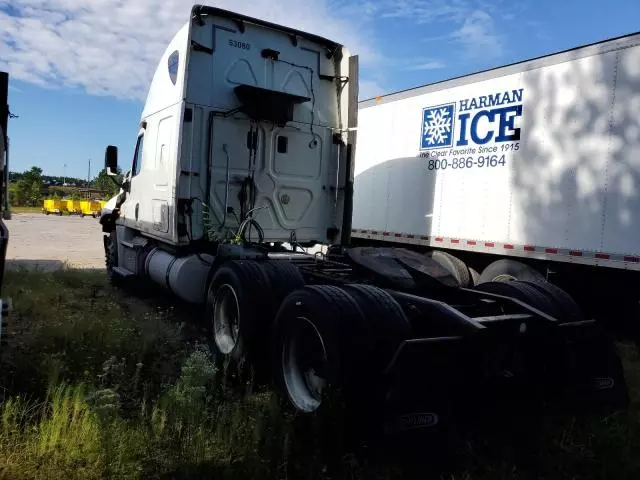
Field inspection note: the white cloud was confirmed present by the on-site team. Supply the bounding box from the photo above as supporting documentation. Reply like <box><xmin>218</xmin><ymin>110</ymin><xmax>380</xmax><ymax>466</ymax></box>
<box><xmin>343</xmin><ymin>0</ymin><xmax>509</xmax><ymax>60</ymax></box>
<box><xmin>0</xmin><ymin>0</ymin><xmax>520</xmax><ymax>101</ymax></box>
<box><xmin>452</xmin><ymin>10</ymin><xmax>503</xmax><ymax>58</ymax></box>
<box><xmin>0</xmin><ymin>0</ymin><xmax>383</xmax><ymax>100</ymax></box>
<box><xmin>403</xmin><ymin>60</ymin><xmax>446</xmax><ymax>71</ymax></box>
<box><xmin>358</xmin><ymin>79</ymin><xmax>387</xmax><ymax>100</ymax></box>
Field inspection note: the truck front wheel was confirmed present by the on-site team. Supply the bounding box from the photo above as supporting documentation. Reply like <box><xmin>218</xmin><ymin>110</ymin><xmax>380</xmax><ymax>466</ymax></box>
<box><xmin>103</xmin><ymin>232</ymin><xmax>119</xmax><ymax>285</ymax></box>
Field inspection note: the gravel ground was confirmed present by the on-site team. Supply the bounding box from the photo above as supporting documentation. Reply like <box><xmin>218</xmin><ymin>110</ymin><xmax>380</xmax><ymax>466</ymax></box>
<box><xmin>3</xmin><ymin>213</ymin><xmax>327</xmax><ymax>272</ymax></box>
<box><xmin>5</xmin><ymin>213</ymin><xmax>105</xmax><ymax>271</ymax></box>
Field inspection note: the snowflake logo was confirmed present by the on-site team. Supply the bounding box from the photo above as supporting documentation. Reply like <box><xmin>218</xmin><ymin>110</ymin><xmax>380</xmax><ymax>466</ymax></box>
<box><xmin>420</xmin><ymin>103</ymin><xmax>455</xmax><ymax>149</ymax></box>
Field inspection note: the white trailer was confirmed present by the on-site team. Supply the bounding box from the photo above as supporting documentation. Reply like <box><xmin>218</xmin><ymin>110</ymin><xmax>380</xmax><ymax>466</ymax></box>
<box><xmin>352</xmin><ymin>32</ymin><xmax>640</xmax><ymax>324</ymax></box>
<box><xmin>99</xmin><ymin>5</ymin><xmax>629</xmax><ymax>443</ymax></box>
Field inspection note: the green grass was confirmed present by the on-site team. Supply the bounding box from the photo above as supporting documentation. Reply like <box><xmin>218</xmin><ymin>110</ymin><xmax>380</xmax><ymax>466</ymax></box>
<box><xmin>0</xmin><ymin>268</ymin><xmax>639</xmax><ymax>479</ymax></box>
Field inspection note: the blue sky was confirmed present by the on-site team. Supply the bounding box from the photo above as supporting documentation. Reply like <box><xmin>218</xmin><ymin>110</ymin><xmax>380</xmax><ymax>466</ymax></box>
<box><xmin>1</xmin><ymin>0</ymin><xmax>639</xmax><ymax>178</ymax></box>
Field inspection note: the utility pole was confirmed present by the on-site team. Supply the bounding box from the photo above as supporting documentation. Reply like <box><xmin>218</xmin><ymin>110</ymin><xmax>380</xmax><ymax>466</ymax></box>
<box><xmin>87</xmin><ymin>158</ymin><xmax>91</xmax><ymax>187</ymax></box>
<box><xmin>63</xmin><ymin>163</ymin><xmax>66</xmax><ymax>186</ymax></box>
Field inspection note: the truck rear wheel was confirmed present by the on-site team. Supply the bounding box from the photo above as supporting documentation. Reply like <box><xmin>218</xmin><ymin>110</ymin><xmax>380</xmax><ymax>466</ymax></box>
<box><xmin>207</xmin><ymin>260</ymin><xmax>271</xmax><ymax>369</ymax></box>
<box><xmin>341</xmin><ymin>284</ymin><xmax>411</xmax><ymax>372</ymax></box>
<box><xmin>478</xmin><ymin>259</ymin><xmax>544</xmax><ymax>284</ymax></box>
<box><xmin>429</xmin><ymin>251</ymin><xmax>471</xmax><ymax>287</ymax></box>
<box><xmin>259</xmin><ymin>260</ymin><xmax>305</xmax><ymax>307</ymax></box>
<box><xmin>272</xmin><ymin>285</ymin><xmax>371</xmax><ymax>413</ymax></box>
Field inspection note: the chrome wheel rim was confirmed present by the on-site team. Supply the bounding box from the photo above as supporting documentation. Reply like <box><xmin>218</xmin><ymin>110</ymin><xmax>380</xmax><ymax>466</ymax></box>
<box><xmin>282</xmin><ymin>317</ymin><xmax>328</xmax><ymax>413</ymax></box>
<box><xmin>493</xmin><ymin>274</ymin><xmax>517</xmax><ymax>282</ymax></box>
<box><xmin>213</xmin><ymin>284</ymin><xmax>240</xmax><ymax>354</ymax></box>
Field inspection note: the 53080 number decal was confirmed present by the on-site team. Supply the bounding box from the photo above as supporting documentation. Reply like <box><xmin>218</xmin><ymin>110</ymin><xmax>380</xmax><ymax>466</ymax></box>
<box><xmin>428</xmin><ymin>155</ymin><xmax>506</xmax><ymax>171</ymax></box>
<box><xmin>229</xmin><ymin>39</ymin><xmax>251</xmax><ymax>50</ymax></box>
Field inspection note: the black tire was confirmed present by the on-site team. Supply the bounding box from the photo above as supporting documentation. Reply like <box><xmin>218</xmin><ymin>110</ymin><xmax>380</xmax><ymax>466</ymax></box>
<box><xmin>521</xmin><ymin>280</ymin><xmax>583</xmax><ymax>323</ymax></box>
<box><xmin>271</xmin><ymin>285</ymin><xmax>371</xmax><ymax>412</ymax></box>
<box><xmin>103</xmin><ymin>231</ymin><xmax>119</xmax><ymax>286</ymax></box>
<box><xmin>206</xmin><ymin>260</ymin><xmax>271</xmax><ymax>368</ymax></box>
<box><xmin>478</xmin><ymin>259</ymin><xmax>544</xmax><ymax>284</ymax></box>
<box><xmin>259</xmin><ymin>260</ymin><xmax>306</xmax><ymax>307</ymax></box>
<box><xmin>468</xmin><ymin>267</ymin><xmax>480</xmax><ymax>286</ymax></box>
<box><xmin>341</xmin><ymin>284</ymin><xmax>412</xmax><ymax>372</ymax></box>
<box><xmin>430</xmin><ymin>251</ymin><xmax>471</xmax><ymax>287</ymax></box>
<box><xmin>473</xmin><ymin>280</ymin><xmax>559</xmax><ymax>319</ymax></box>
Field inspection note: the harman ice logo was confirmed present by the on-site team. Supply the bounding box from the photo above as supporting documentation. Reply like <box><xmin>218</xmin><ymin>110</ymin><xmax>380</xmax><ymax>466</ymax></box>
<box><xmin>421</xmin><ymin>103</ymin><xmax>455</xmax><ymax>149</ymax></box>
<box><xmin>419</xmin><ymin>89</ymin><xmax>525</xmax><ymax>152</ymax></box>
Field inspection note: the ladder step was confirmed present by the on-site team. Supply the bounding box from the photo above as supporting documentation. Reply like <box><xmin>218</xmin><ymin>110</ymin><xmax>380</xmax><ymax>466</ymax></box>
<box><xmin>113</xmin><ymin>266</ymin><xmax>135</xmax><ymax>278</ymax></box>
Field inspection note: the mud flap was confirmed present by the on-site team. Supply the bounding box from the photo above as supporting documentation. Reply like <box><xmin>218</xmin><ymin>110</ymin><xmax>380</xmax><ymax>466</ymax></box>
<box><xmin>379</xmin><ymin>337</ymin><xmax>465</xmax><ymax>454</ymax></box>
<box><xmin>547</xmin><ymin>320</ymin><xmax>629</xmax><ymax>413</ymax></box>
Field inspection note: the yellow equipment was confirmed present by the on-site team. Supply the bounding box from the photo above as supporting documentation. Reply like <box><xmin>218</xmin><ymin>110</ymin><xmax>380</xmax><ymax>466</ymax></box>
<box><xmin>79</xmin><ymin>200</ymin><xmax>101</xmax><ymax>218</ymax></box>
<box><xmin>66</xmin><ymin>199</ymin><xmax>82</xmax><ymax>214</ymax></box>
<box><xmin>42</xmin><ymin>199</ymin><xmax>68</xmax><ymax>216</ymax></box>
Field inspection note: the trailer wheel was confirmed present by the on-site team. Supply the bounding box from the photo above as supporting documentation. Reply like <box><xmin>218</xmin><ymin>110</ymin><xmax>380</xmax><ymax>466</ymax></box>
<box><xmin>473</xmin><ymin>280</ymin><xmax>559</xmax><ymax>319</ymax></box>
<box><xmin>521</xmin><ymin>280</ymin><xmax>583</xmax><ymax>323</ymax></box>
<box><xmin>342</xmin><ymin>284</ymin><xmax>412</xmax><ymax>372</ymax></box>
<box><xmin>207</xmin><ymin>260</ymin><xmax>271</xmax><ymax>367</ymax></box>
<box><xmin>478</xmin><ymin>259</ymin><xmax>544</xmax><ymax>284</ymax></box>
<box><xmin>272</xmin><ymin>285</ymin><xmax>370</xmax><ymax>413</ymax></box>
<box><xmin>430</xmin><ymin>251</ymin><xmax>471</xmax><ymax>287</ymax></box>
<box><xmin>468</xmin><ymin>267</ymin><xmax>480</xmax><ymax>286</ymax></box>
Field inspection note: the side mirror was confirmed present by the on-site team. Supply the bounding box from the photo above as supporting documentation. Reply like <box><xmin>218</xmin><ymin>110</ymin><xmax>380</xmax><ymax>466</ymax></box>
<box><xmin>105</xmin><ymin>145</ymin><xmax>118</xmax><ymax>175</ymax></box>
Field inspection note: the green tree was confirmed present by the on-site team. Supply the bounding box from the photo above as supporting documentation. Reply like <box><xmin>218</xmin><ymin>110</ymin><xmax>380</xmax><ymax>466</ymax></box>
<box><xmin>92</xmin><ymin>168</ymin><xmax>122</xmax><ymax>198</ymax></box>
<box><xmin>15</xmin><ymin>166</ymin><xmax>44</xmax><ymax>206</ymax></box>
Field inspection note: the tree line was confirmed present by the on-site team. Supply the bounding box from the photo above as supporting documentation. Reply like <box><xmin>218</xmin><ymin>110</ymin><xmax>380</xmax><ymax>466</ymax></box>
<box><xmin>8</xmin><ymin>171</ymin><xmax>89</xmax><ymax>187</ymax></box>
<box><xmin>9</xmin><ymin>166</ymin><xmax>123</xmax><ymax>207</ymax></box>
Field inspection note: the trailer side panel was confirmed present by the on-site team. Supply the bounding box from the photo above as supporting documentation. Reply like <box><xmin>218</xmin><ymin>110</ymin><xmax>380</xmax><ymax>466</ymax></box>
<box><xmin>353</xmin><ymin>34</ymin><xmax>640</xmax><ymax>269</ymax></box>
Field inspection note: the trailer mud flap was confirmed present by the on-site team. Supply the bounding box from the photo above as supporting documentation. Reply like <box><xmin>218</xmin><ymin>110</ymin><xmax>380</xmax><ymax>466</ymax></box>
<box><xmin>380</xmin><ymin>336</ymin><xmax>465</xmax><ymax>448</ymax></box>
<box><xmin>547</xmin><ymin>321</ymin><xmax>629</xmax><ymax>413</ymax></box>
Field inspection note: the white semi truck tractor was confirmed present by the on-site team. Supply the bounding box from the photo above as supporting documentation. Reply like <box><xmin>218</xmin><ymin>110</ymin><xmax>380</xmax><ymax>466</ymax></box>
<box><xmin>352</xmin><ymin>31</ymin><xmax>640</xmax><ymax>333</ymax></box>
<box><xmin>100</xmin><ymin>6</ymin><xmax>629</xmax><ymax>440</ymax></box>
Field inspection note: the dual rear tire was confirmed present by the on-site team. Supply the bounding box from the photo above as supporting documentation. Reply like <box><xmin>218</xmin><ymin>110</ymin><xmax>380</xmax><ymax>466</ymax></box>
<box><xmin>206</xmin><ymin>260</ymin><xmax>305</xmax><ymax>377</ymax></box>
<box><xmin>272</xmin><ymin>284</ymin><xmax>411</xmax><ymax>413</ymax></box>
<box><xmin>206</xmin><ymin>260</ymin><xmax>411</xmax><ymax>413</ymax></box>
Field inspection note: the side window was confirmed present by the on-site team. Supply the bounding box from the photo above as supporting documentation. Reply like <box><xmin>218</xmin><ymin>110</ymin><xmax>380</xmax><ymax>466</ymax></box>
<box><xmin>132</xmin><ymin>134</ymin><xmax>144</xmax><ymax>176</ymax></box>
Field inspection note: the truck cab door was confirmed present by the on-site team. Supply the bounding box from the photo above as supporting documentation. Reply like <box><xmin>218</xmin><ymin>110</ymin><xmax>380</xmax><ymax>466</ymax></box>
<box><xmin>121</xmin><ymin>131</ymin><xmax>145</xmax><ymax>229</ymax></box>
